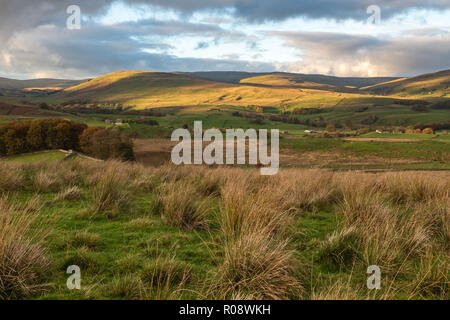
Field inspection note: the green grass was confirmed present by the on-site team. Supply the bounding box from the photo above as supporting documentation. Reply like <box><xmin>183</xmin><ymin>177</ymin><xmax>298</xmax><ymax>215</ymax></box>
<box><xmin>281</xmin><ymin>137</ymin><xmax>450</xmax><ymax>162</ymax></box>
<box><xmin>2</xmin><ymin>159</ymin><xmax>448</xmax><ymax>300</ymax></box>
<box><xmin>361</xmin><ymin>132</ymin><xmax>450</xmax><ymax>141</ymax></box>
<box><xmin>324</xmin><ymin>162</ymin><xmax>450</xmax><ymax>170</ymax></box>
<box><xmin>16</xmin><ymin>188</ymin><xmax>217</xmax><ymax>300</ymax></box>
<box><xmin>2</xmin><ymin>151</ymin><xmax>67</xmax><ymax>163</ymax></box>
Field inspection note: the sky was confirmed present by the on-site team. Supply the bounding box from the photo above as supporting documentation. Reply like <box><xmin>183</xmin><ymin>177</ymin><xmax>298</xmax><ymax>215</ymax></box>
<box><xmin>0</xmin><ymin>0</ymin><xmax>449</xmax><ymax>79</ymax></box>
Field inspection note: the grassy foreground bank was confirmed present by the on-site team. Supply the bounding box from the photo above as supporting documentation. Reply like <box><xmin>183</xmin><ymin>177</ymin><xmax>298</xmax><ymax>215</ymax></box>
<box><xmin>0</xmin><ymin>159</ymin><xmax>448</xmax><ymax>300</ymax></box>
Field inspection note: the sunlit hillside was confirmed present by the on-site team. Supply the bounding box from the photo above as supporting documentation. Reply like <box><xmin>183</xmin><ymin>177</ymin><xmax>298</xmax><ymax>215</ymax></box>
<box><xmin>363</xmin><ymin>69</ymin><xmax>450</xmax><ymax>97</ymax></box>
<box><xmin>59</xmin><ymin>71</ymin><xmax>374</xmax><ymax>109</ymax></box>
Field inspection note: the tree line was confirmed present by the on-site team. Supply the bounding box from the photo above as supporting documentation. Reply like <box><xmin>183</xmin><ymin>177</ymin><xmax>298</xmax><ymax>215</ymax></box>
<box><xmin>0</xmin><ymin>119</ymin><xmax>134</xmax><ymax>161</ymax></box>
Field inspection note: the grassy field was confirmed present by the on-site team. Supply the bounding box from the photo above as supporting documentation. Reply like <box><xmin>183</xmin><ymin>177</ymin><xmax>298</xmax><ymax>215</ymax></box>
<box><xmin>281</xmin><ymin>137</ymin><xmax>450</xmax><ymax>163</ymax></box>
<box><xmin>0</xmin><ymin>159</ymin><xmax>448</xmax><ymax>300</ymax></box>
<box><xmin>1</xmin><ymin>70</ymin><xmax>449</xmax><ymax>133</ymax></box>
<box><xmin>2</xmin><ymin>151</ymin><xmax>67</xmax><ymax>163</ymax></box>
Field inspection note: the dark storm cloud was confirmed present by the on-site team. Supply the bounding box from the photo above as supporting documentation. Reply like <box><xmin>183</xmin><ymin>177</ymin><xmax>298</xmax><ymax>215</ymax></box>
<box><xmin>1</xmin><ymin>0</ymin><xmax>448</xmax><ymax>38</ymax></box>
<box><xmin>113</xmin><ymin>0</ymin><xmax>449</xmax><ymax>21</ymax></box>
<box><xmin>0</xmin><ymin>0</ymin><xmax>448</xmax><ymax>78</ymax></box>
<box><xmin>0</xmin><ymin>21</ymin><xmax>274</xmax><ymax>78</ymax></box>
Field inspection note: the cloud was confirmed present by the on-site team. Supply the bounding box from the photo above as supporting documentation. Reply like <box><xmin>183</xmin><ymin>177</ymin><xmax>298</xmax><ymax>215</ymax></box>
<box><xmin>274</xmin><ymin>31</ymin><xmax>450</xmax><ymax>77</ymax></box>
<box><xmin>0</xmin><ymin>1</ymin><xmax>448</xmax><ymax>79</ymax></box>
<box><xmin>114</xmin><ymin>0</ymin><xmax>449</xmax><ymax>22</ymax></box>
<box><xmin>2</xmin><ymin>0</ymin><xmax>448</xmax><ymax>41</ymax></box>
<box><xmin>0</xmin><ymin>22</ymin><xmax>274</xmax><ymax>79</ymax></box>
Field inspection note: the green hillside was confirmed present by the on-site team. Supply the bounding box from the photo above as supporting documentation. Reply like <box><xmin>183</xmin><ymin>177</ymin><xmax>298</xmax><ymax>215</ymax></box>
<box><xmin>239</xmin><ymin>74</ymin><xmax>340</xmax><ymax>90</ymax></box>
<box><xmin>186</xmin><ymin>71</ymin><xmax>398</xmax><ymax>89</ymax></box>
<box><xmin>0</xmin><ymin>70</ymin><xmax>448</xmax><ymax>129</ymax></box>
<box><xmin>56</xmin><ymin>71</ymin><xmax>374</xmax><ymax>109</ymax></box>
<box><xmin>363</xmin><ymin>69</ymin><xmax>450</xmax><ymax>97</ymax></box>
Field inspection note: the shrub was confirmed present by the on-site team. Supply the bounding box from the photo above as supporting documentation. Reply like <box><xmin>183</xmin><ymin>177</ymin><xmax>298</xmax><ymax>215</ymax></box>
<box><xmin>325</xmin><ymin>124</ymin><xmax>336</xmax><ymax>132</ymax></box>
<box><xmin>0</xmin><ymin>119</ymin><xmax>87</xmax><ymax>156</ymax></box>
<box><xmin>80</xmin><ymin>127</ymin><xmax>135</xmax><ymax>161</ymax></box>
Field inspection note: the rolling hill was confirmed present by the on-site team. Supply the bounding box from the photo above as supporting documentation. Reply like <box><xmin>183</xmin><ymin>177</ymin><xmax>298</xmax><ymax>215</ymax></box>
<box><xmin>0</xmin><ymin>70</ymin><xmax>448</xmax><ymax>112</ymax></box>
<box><xmin>185</xmin><ymin>71</ymin><xmax>398</xmax><ymax>89</ymax></box>
<box><xmin>57</xmin><ymin>71</ymin><xmax>368</xmax><ymax>109</ymax></box>
<box><xmin>362</xmin><ymin>69</ymin><xmax>450</xmax><ymax>97</ymax></box>
<box><xmin>0</xmin><ymin>77</ymin><xmax>85</xmax><ymax>91</ymax></box>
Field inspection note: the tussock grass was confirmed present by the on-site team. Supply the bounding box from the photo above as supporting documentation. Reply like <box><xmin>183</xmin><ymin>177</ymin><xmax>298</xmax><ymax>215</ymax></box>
<box><xmin>64</xmin><ymin>231</ymin><xmax>102</xmax><ymax>250</ymax></box>
<box><xmin>310</xmin><ymin>278</ymin><xmax>363</xmax><ymax>300</ymax></box>
<box><xmin>141</xmin><ymin>254</ymin><xmax>190</xmax><ymax>300</ymax></box>
<box><xmin>319</xmin><ymin>171</ymin><xmax>449</xmax><ymax>280</ymax></box>
<box><xmin>33</xmin><ymin>170</ymin><xmax>63</xmax><ymax>193</ymax></box>
<box><xmin>87</xmin><ymin>161</ymin><xmax>132</xmax><ymax>218</ymax></box>
<box><xmin>0</xmin><ymin>197</ymin><xmax>50</xmax><ymax>299</ymax></box>
<box><xmin>219</xmin><ymin>175</ymin><xmax>292</xmax><ymax>239</ymax></box>
<box><xmin>0</xmin><ymin>163</ymin><xmax>24</xmax><ymax>192</ymax></box>
<box><xmin>378</xmin><ymin>172</ymin><xmax>449</xmax><ymax>204</ymax></box>
<box><xmin>62</xmin><ymin>247</ymin><xmax>101</xmax><ymax>273</ymax></box>
<box><xmin>213</xmin><ymin>234</ymin><xmax>302</xmax><ymax>300</ymax></box>
<box><xmin>408</xmin><ymin>252</ymin><xmax>449</xmax><ymax>299</ymax></box>
<box><xmin>0</xmin><ymin>159</ymin><xmax>448</xmax><ymax>300</ymax></box>
<box><xmin>211</xmin><ymin>172</ymin><xmax>302</xmax><ymax>299</ymax></box>
<box><xmin>278</xmin><ymin>170</ymin><xmax>338</xmax><ymax>212</ymax></box>
<box><xmin>116</xmin><ymin>254</ymin><xmax>144</xmax><ymax>274</ymax></box>
<box><xmin>108</xmin><ymin>275</ymin><xmax>144</xmax><ymax>299</ymax></box>
<box><xmin>127</xmin><ymin>217</ymin><xmax>155</xmax><ymax>230</ymax></box>
<box><xmin>156</xmin><ymin>180</ymin><xmax>211</xmax><ymax>231</ymax></box>
<box><xmin>55</xmin><ymin>186</ymin><xmax>82</xmax><ymax>202</ymax></box>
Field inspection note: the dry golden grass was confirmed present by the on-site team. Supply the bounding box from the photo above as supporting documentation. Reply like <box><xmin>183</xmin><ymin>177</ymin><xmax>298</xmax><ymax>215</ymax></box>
<box><xmin>0</xmin><ymin>197</ymin><xmax>50</xmax><ymax>299</ymax></box>
<box><xmin>317</xmin><ymin>171</ymin><xmax>449</xmax><ymax>282</ymax></box>
<box><xmin>141</xmin><ymin>253</ymin><xmax>190</xmax><ymax>300</ymax></box>
<box><xmin>156</xmin><ymin>180</ymin><xmax>211</xmax><ymax>231</ymax></box>
<box><xmin>0</xmin><ymin>163</ymin><xmax>25</xmax><ymax>192</ymax></box>
<box><xmin>208</xmin><ymin>171</ymin><xmax>302</xmax><ymax>299</ymax></box>
<box><xmin>86</xmin><ymin>161</ymin><xmax>133</xmax><ymax>218</ymax></box>
<box><xmin>214</xmin><ymin>233</ymin><xmax>302</xmax><ymax>299</ymax></box>
<box><xmin>219</xmin><ymin>175</ymin><xmax>292</xmax><ymax>239</ymax></box>
<box><xmin>277</xmin><ymin>170</ymin><xmax>339</xmax><ymax>212</ymax></box>
<box><xmin>0</xmin><ymin>159</ymin><xmax>448</xmax><ymax>300</ymax></box>
<box><xmin>55</xmin><ymin>186</ymin><xmax>82</xmax><ymax>202</ymax></box>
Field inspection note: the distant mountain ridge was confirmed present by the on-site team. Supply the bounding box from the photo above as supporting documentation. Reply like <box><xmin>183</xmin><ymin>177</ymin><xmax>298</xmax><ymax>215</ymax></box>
<box><xmin>0</xmin><ymin>77</ymin><xmax>85</xmax><ymax>90</ymax></box>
